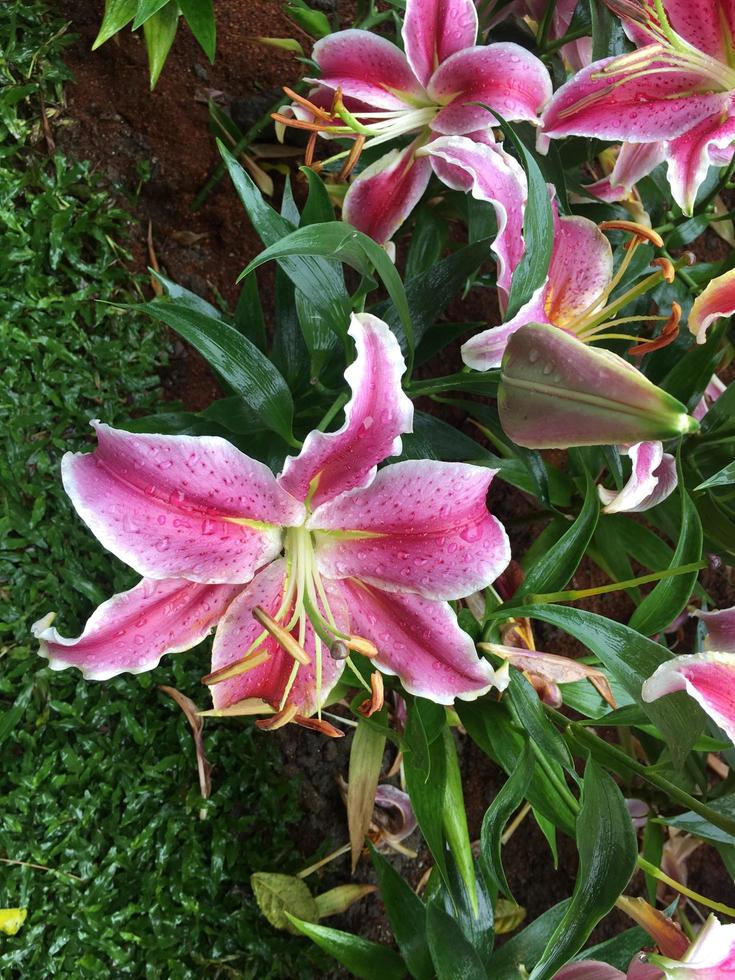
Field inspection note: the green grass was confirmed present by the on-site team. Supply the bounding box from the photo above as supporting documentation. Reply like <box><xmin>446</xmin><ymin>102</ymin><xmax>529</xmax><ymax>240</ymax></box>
<box><xmin>0</xmin><ymin>4</ymin><xmax>318</xmax><ymax>975</ymax></box>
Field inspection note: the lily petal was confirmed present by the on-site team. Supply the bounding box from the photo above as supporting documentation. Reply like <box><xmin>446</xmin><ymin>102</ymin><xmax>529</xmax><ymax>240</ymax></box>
<box><xmin>541</xmin><ymin>49</ymin><xmax>729</xmax><ymax>143</ymax></box>
<box><xmin>664</xmin><ymin>0</ymin><xmax>735</xmax><ymax>64</ymax></box>
<box><xmin>668</xmin><ymin>108</ymin><xmax>735</xmax><ymax>214</ymax></box>
<box><xmin>688</xmin><ymin>267</ymin><xmax>735</xmax><ymax>343</ymax></box>
<box><xmin>427</xmin><ymin>135</ymin><xmax>527</xmax><ymax>297</ymax></box>
<box><xmin>210</xmin><ymin>559</ymin><xmax>347</xmax><ymax>716</ymax></box>
<box><xmin>33</xmin><ymin>578</ymin><xmax>240</xmax><ymax>681</ymax></box>
<box><xmin>428</xmin><ymin>43</ymin><xmax>552</xmax><ymax>134</ymax></box>
<box><xmin>309</xmin><ymin>29</ymin><xmax>424</xmax><ymax>110</ymax></box>
<box><xmin>585</xmin><ymin>141</ymin><xmax>668</xmax><ymax>201</ymax></box>
<box><xmin>278</xmin><ymin>313</ymin><xmax>413</xmax><ymax>508</ymax></box>
<box><xmin>342</xmin><ymin>144</ymin><xmax>433</xmax><ymax>244</ymax></box>
<box><xmin>63</xmin><ymin>423</ymin><xmax>302</xmax><ymax>584</ymax></box>
<box><xmin>499</xmin><ymin>324</ymin><xmax>698</xmax><ymax>448</ymax></box>
<box><xmin>692</xmin><ymin>374</ymin><xmax>726</xmax><ymax>419</ymax></box>
<box><xmin>649</xmin><ymin>914</ymin><xmax>735</xmax><ymax>977</ymax></box>
<box><xmin>598</xmin><ymin>441</ymin><xmax>678</xmax><ymax>514</ymax></box>
<box><xmin>310</xmin><ymin>460</ymin><xmax>510</xmax><ymax>601</ymax></box>
<box><xmin>336</xmin><ymin>579</ymin><xmax>505</xmax><ymax>704</ymax></box>
<box><xmin>544</xmin><ymin>214</ymin><xmax>614</xmax><ymax>325</ymax></box>
<box><xmin>402</xmin><ymin>0</ymin><xmax>478</xmax><ymax>87</ymax></box>
<box><xmin>551</xmin><ymin>963</ymin><xmax>626</xmax><ymax>979</ymax></box>
<box><xmin>693</xmin><ymin>606</ymin><xmax>735</xmax><ymax>653</ymax></box>
<box><xmin>461</xmin><ymin>299</ymin><xmax>547</xmax><ymax>371</ymax></box>
<box><xmin>642</xmin><ymin>653</ymin><xmax>735</xmax><ymax>744</ymax></box>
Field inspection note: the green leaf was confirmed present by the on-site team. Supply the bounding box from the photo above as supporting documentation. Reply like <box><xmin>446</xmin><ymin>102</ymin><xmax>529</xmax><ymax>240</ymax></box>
<box><xmin>234</xmin><ymin>274</ymin><xmax>267</xmax><ymax>352</ymax></box>
<box><xmin>239</xmin><ymin>221</ymin><xmax>414</xmax><ymax>361</ymax></box>
<box><xmin>696</xmin><ymin>460</ymin><xmax>735</xmax><ymax>490</ymax></box>
<box><xmin>659</xmin><ymin>795</ymin><xmax>735</xmax><ymax>846</ymax></box>
<box><xmin>493</xmin><ymin>117</ymin><xmax>553</xmax><ymax>322</ymax></box>
<box><xmin>530</xmin><ymin>761</ymin><xmax>637</xmax><ymax>979</ymax></box>
<box><xmin>628</xmin><ymin>480</ymin><xmax>703</xmax><ymax>636</ymax></box>
<box><xmin>590</xmin><ymin>0</ymin><xmax>630</xmax><ymax>59</ymax></box>
<box><xmin>441</xmin><ymin>726</ymin><xmax>478</xmax><ymax>914</ymax></box>
<box><xmin>347</xmin><ymin>720</ymin><xmax>386</xmax><ymax>872</ymax></box>
<box><xmin>133</xmin><ymin>0</ymin><xmax>170</xmax><ymax>29</ymax></box>
<box><xmin>370</xmin><ymin>846</ymin><xmax>433</xmax><ymax>980</ymax></box>
<box><xmin>488</xmin><ymin>900</ymin><xmax>570</xmax><ymax>976</ymax></box>
<box><xmin>0</xmin><ymin>684</ymin><xmax>33</xmax><ymax>747</ymax></box>
<box><xmin>517</xmin><ymin>472</ymin><xmax>599</xmax><ymax>598</ymax></box>
<box><xmin>283</xmin><ymin>0</ymin><xmax>331</xmax><ymax>38</ymax></box>
<box><xmin>426</xmin><ymin>901</ymin><xmax>488</xmax><ymax>980</ymax></box>
<box><xmin>480</xmin><ymin>740</ymin><xmax>534</xmax><ymax>899</ymax></box>
<box><xmin>139</xmin><ymin>300</ymin><xmax>296</xmax><ymax>444</ymax></box>
<box><xmin>179</xmin><ymin>0</ymin><xmax>216</xmax><ymax>61</ymax></box>
<box><xmin>285</xmin><ymin>915</ymin><xmax>406</xmax><ymax>980</ymax></box>
<box><xmin>250</xmin><ymin>873</ymin><xmax>318</xmax><ymax>933</ymax></box>
<box><xmin>507</xmin><ymin>672</ymin><xmax>575</xmax><ymax>774</ymax></box>
<box><xmin>403</xmin><ymin>701</ymin><xmax>449</xmax><ymax>884</ymax></box>
<box><xmin>497</xmin><ymin>604</ymin><xmax>704</xmax><ymax>766</ymax></box>
<box><xmin>93</xmin><ymin>0</ymin><xmax>137</xmax><ymax>47</ymax></box>
<box><xmin>143</xmin><ymin>2</ymin><xmax>179</xmax><ymax>88</ymax></box>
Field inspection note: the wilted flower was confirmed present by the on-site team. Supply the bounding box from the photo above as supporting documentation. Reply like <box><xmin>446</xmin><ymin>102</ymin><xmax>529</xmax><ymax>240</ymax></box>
<box><xmin>34</xmin><ymin>314</ymin><xmax>510</xmax><ymax>730</ymax></box>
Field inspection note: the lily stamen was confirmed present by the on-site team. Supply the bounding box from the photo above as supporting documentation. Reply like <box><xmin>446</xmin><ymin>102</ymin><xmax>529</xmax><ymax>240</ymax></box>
<box><xmin>599</xmin><ymin>220</ymin><xmax>664</xmax><ymax>248</ymax></box>
<box><xmin>201</xmin><ymin>649</ymin><xmax>270</xmax><ymax>686</ymax></box>
<box><xmin>628</xmin><ymin>302</ymin><xmax>681</xmax><ymax>355</ymax></box>
<box><xmin>256</xmin><ymin>703</ymin><xmax>299</xmax><ymax>731</ymax></box>
<box><xmin>253</xmin><ymin>605</ymin><xmax>311</xmax><ymax>665</ymax></box>
<box><xmin>358</xmin><ymin>671</ymin><xmax>385</xmax><ymax>717</ymax></box>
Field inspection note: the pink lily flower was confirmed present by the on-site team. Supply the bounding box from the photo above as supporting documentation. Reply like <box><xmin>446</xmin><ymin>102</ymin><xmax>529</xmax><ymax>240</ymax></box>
<box><xmin>280</xmin><ymin>0</ymin><xmax>551</xmax><ymax>245</ymax></box>
<box><xmin>461</xmin><ymin>216</ymin><xmax>680</xmax><ymax>371</ymax></box>
<box><xmin>32</xmin><ymin>314</ymin><xmax>511</xmax><ymax>730</ymax></box>
<box><xmin>647</xmin><ymin>914</ymin><xmax>735</xmax><ymax>977</ymax></box>
<box><xmin>642</xmin><ymin>652</ymin><xmax>735</xmax><ymax>743</ymax></box>
<box><xmin>693</xmin><ymin>605</ymin><xmax>735</xmax><ymax>651</ymax></box>
<box><xmin>541</xmin><ymin>0</ymin><xmax>735</xmax><ymax>214</ymax></box>
<box><xmin>688</xmin><ymin>267</ymin><xmax>735</xmax><ymax>343</ymax></box>
<box><xmin>597</xmin><ymin>441</ymin><xmax>678</xmax><ymax>514</ymax></box>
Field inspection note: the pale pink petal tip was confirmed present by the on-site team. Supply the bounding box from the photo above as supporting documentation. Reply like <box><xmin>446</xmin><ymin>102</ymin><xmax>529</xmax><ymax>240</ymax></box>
<box><xmin>650</xmin><ymin>914</ymin><xmax>735</xmax><ymax>976</ymax></box>
<box><xmin>642</xmin><ymin>653</ymin><xmax>735</xmax><ymax>743</ymax></box>
<box><xmin>33</xmin><ymin>578</ymin><xmax>240</xmax><ymax>681</ymax></box>
<box><xmin>278</xmin><ymin>312</ymin><xmax>413</xmax><ymax>508</ymax></box>
<box><xmin>62</xmin><ymin>421</ymin><xmax>301</xmax><ymax>585</ymax></box>
<box><xmin>692</xmin><ymin>606</ymin><xmax>735</xmax><ymax>653</ymax></box>
<box><xmin>598</xmin><ymin>441</ymin><xmax>678</xmax><ymax>514</ymax></box>
<box><xmin>688</xmin><ymin>268</ymin><xmax>735</xmax><ymax>344</ymax></box>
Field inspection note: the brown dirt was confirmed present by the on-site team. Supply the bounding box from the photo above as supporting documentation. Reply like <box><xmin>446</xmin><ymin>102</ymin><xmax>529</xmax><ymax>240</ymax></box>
<box><xmin>53</xmin><ymin>0</ymin><xmax>735</xmax><ymax>967</ymax></box>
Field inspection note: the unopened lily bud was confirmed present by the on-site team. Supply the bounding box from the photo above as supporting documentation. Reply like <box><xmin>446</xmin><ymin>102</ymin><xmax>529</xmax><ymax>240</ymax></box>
<box><xmin>499</xmin><ymin>323</ymin><xmax>698</xmax><ymax>449</ymax></box>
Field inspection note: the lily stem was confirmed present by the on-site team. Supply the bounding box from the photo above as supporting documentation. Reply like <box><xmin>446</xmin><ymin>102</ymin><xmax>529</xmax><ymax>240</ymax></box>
<box><xmin>637</xmin><ymin>856</ymin><xmax>735</xmax><ymax>917</ymax></box>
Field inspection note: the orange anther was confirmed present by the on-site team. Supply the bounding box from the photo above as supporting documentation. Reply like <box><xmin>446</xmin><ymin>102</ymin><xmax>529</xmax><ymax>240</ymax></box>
<box><xmin>628</xmin><ymin>302</ymin><xmax>681</xmax><ymax>355</ymax></box>
<box><xmin>294</xmin><ymin>715</ymin><xmax>345</xmax><ymax>738</ymax></box>
<box><xmin>599</xmin><ymin>220</ymin><xmax>664</xmax><ymax>248</ymax></box>
<box><xmin>256</xmin><ymin>703</ymin><xmax>299</xmax><ymax>731</ymax></box>
<box><xmin>651</xmin><ymin>256</ymin><xmax>675</xmax><ymax>282</ymax></box>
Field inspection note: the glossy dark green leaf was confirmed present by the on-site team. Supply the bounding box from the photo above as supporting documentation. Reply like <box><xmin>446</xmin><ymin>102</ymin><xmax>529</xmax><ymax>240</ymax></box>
<box><xmin>500</xmin><ymin>604</ymin><xmax>704</xmax><ymax>766</ymax></box>
<box><xmin>403</xmin><ymin>701</ymin><xmax>448</xmax><ymax>884</ymax></box>
<box><xmin>507</xmin><ymin>673</ymin><xmax>575</xmax><ymax>774</ymax></box>
<box><xmin>628</xmin><ymin>479</ymin><xmax>703</xmax><ymax>636</ymax></box>
<box><xmin>133</xmin><ymin>0</ymin><xmax>170</xmax><ymax>29</ymax></box>
<box><xmin>426</xmin><ymin>901</ymin><xmax>488</xmax><ymax>980</ymax></box>
<box><xmin>530</xmin><ymin>761</ymin><xmax>637</xmax><ymax>979</ymax></box>
<box><xmin>179</xmin><ymin>0</ymin><xmax>215</xmax><ymax>61</ymax></box>
<box><xmin>93</xmin><ymin>0</ymin><xmax>137</xmax><ymax>47</ymax></box>
<box><xmin>590</xmin><ymin>0</ymin><xmax>630</xmax><ymax>59</ymax></box>
<box><xmin>480</xmin><ymin>739</ymin><xmax>534</xmax><ymax>899</ymax></box>
<box><xmin>441</xmin><ymin>727</ymin><xmax>478</xmax><ymax>914</ymax></box>
<box><xmin>139</xmin><ymin>300</ymin><xmax>295</xmax><ymax>443</ymax></box>
<box><xmin>285</xmin><ymin>915</ymin><xmax>406</xmax><ymax>980</ymax></box>
<box><xmin>517</xmin><ymin>472</ymin><xmax>599</xmax><ymax>598</ymax></box>
<box><xmin>370</xmin><ymin>847</ymin><xmax>433</xmax><ymax>980</ymax></box>
<box><xmin>152</xmin><ymin>269</ymin><xmax>220</xmax><ymax>318</ymax></box>
<box><xmin>234</xmin><ymin>273</ymin><xmax>267</xmax><ymax>351</ymax></box>
<box><xmin>494</xmin><ymin>117</ymin><xmax>553</xmax><ymax>322</ymax></box>
<box><xmin>696</xmin><ymin>460</ymin><xmax>735</xmax><ymax>490</ymax></box>
<box><xmin>660</xmin><ymin>795</ymin><xmax>735</xmax><ymax>846</ymax></box>
<box><xmin>488</xmin><ymin>900</ymin><xmax>570</xmax><ymax>976</ymax></box>
<box><xmin>143</xmin><ymin>3</ymin><xmax>178</xmax><ymax>88</ymax></box>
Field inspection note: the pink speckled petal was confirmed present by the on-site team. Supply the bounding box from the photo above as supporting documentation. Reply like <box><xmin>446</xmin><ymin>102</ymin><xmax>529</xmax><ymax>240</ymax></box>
<box><xmin>689</xmin><ymin>268</ymin><xmax>735</xmax><ymax>343</ymax></box>
<box><xmin>668</xmin><ymin>109</ymin><xmax>735</xmax><ymax>215</ymax></box>
<box><xmin>63</xmin><ymin>423</ymin><xmax>302</xmax><ymax>584</ymax></box>
<box><xmin>210</xmin><ymin>559</ymin><xmax>347</xmax><ymax>715</ymax></box>
<box><xmin>693</xmin><ymin>606</ymin><xmax>735</xmax><ymax>653</ymax></box>
<box><xmin>598</xmin><ymin>441</ymin><xmax>678</xmax><ymax>514</ymax></box>
<box><xmin>427</xmin><ymin>135</ymin><xmax>527</xmax><ymax>297</ymax></box>
<box><xmin>309</xmin><ymin>30</ymin><xmax>424</xmax><ymax>110</ymax></box>
<box><xmin>542</xmin><ymin>48</ymin><xmax>728</xmax><ymax>143</ymax></box>
<box><xmin>584</xmin><ymin>142</ymin><xmax>667</xmax><ymax>202</ymax></box>
<box><xmin>551</xmin><ymin>963</ymin><xmax>626</xmax><ymax>980</ymax></box>
<box><xmin>665</xmin><ymin>0</ymin><xmax>735</xmax><ymax>62</ymax></box>
<box><xmin>342</xmin><ymin>144</ymin><xmax>433</xmax><ymax>244</ymax></box>
<box><xmin>278</xmin><ymin>313</ymin><xmax>413</xmax><ymax>508</ymax></box>
<box><xmin>544</xmin><ymin>215</ymin><xmax>613</xmax><ymax>325</ymax></box>
<box><xmin>32</xmin><ymin>578</ymin><xmax>240</xmax><ymax>681</ymax></box>
<box><xmin>693</xmin><ymin>374</ymin><xmax>727</xmax><ymax>420</ymax></box>
<box><xmin>310</xmin><ymin>460</ymin><xmax>510</xmax><ymax>600</ymax></box>
<box><xmin>428</xmin><ymin>43</ymin><xmax>552</xmax><ymax>134</ymax></box>
<box><xmin>461</xmin><ymin>287</ymin><xmax>548</xmax><ymax>371</ymax></box>
<box><xmin>402</xmin><ymin>0</ymin><xmax>477</xmax><ymax>87</ymax></box>
<box><xmin>336</xmin><ymin>579</ymin><xmax>506</xmax><ymax>704</ymax></box>
<box><xmin>643</xmin><ymin>653</ymin><xmax>735</xmax><ymax>744</ymax></box>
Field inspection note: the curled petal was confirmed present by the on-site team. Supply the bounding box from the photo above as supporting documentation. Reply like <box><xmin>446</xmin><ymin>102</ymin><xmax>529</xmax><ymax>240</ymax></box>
<box><xmin>693</xmin><ymin>606</ymin><xmax>735</xmax><ymax>653</ymax></box>
<box><xmin>310</xmin><ymin>459</ymin><xmax>510</xmax><ymax>600</ymax></box>
<box><xmin>210</xmin><ymin>560</ymin><xmax>348</xmax><ymax>716</ymax></box>
<box><xmin>336</xmin><ymin>580</ymin><xmax>506</xmax><ymax>704</ymax></box>
<box><xmin>278</xmin><ymin>313</ymin><xmax>413</xmax><ymax>507</ymax></box>
<box><xmin>309</xmin><ymin>30</ymin><xmax>423</xmax><ymax>109</ymax></box>
<box><xmin>598</xmin><ymin>441</ymin><xmax>678</xmax><ymax>514</ymax></box>
<box><xmin>427</xmin><ymin>135</ymin><xmax>527</xmax><ymax>297</ymax></box>
<box><xmin>585</xmin><ymin>142</ymin><xmax>667</xmax><ymax>202</ymax></box>
<box><xmin>689</xmin><ymin>268</ymin><xmax>735</xmax><ymax>343</ymax></box>
<box><xmin>33</xmin><ymin>578</ymin><xmax>240</xmax><ymax>681</ymax></box>
<box><xmin>402</xmin><ymin>0</ymin><xmax>478</xmax><ymax>87</ymax></box>
<box><xmin>668</xmin><ymin>109</ymin><xmax>735</xmax><ymax>215</ymax></box>
<box><xmin>541</xmin><ymin>50</ymin><xmax>729</xmax><ymax>143</ymax></box>
<box><xmin>428</xmin><ymin>43</ymin><xmax>552</xmax><ymax>134</ymax></box>
<box><xmin>342</xmin><ymin>144</ymin><xmax>433</xmax><ymax>244</ymax></box>
<box><xmin>498</xmin><ymin>324</ymin><xmax>698</xmax><ymax>448</ymax></box>
<box><xmin>642</xmin><ymin>653</ymin><xmax>735</xmax><ymax>743</ymax></box>
<box><xmin>692</xmin><ymin>374</ymin><xmax>726</xmax><ymax>420</ymax></box>
<box><xmin>481</xmin><ymin>643</ymin><xmax>615</xmax><ymax>708</ymax></box>
<box><xmin>649</xmin><ymin>914</ymin><xmax>735</xmax><ymax>977</ymax></box>
<box><xmin>63</xmin><ymin>422</ymin><xmax>301</xmax><ymax>584</ymax></box>
<box><xmin>461</xmin><ymin>294</ymin><xmax>547</xmax><ymax>370</ymax></box>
